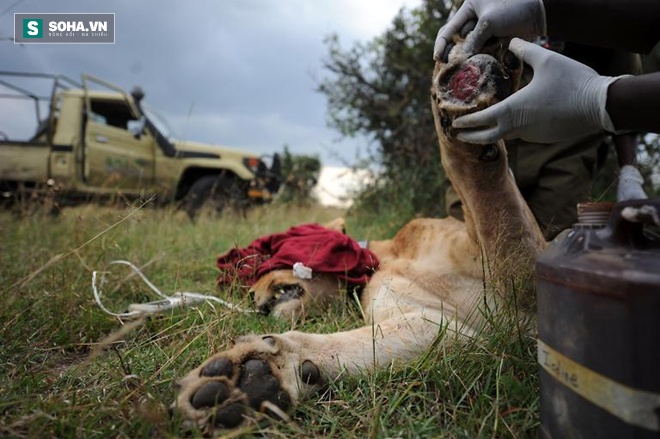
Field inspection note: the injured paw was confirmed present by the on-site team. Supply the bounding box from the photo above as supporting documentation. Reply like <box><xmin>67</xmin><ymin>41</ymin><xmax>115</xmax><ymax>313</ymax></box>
<box><xmin>432</xmin><ymin>34</ymin><xmax>522</xmax><ymax>130</ymax></box>
<box><xmin>171</xmin><ymin>333</ymin><xmax>323</xmax><ymax>432</ymax></box>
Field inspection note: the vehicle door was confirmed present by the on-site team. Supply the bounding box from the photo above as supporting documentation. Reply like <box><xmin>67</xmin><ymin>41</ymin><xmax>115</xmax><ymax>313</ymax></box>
<box><xmin>83</xmin><ymin>97</ymin><xmax>155</xmax><ymax>192</ymax></box>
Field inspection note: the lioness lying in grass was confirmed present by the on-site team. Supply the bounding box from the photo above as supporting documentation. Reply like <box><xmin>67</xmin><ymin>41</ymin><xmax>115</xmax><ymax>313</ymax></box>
<box><xmin>171</xmin><ymin>33</ymin><xmax>547</xmax><ymax>432</ymax></box>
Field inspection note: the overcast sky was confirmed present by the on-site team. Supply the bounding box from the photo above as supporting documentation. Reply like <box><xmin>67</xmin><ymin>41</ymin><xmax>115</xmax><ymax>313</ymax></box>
<box><xmin>1</xmin><ymin>0</ymin><xmax>422</xmax><ymax>166</ymax></box>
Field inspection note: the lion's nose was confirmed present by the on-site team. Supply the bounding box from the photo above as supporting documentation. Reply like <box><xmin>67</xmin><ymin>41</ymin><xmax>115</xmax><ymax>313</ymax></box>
<box><xmin>257</xmin><ymin>300</ymin><xmax>274</xmax><ymax>316</ymax></box>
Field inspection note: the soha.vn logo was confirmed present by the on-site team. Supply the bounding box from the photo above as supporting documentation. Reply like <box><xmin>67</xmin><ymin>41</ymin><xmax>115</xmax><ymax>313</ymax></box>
<box><xmin>23</xmin><ymin>18</ymin><xmax>43</xmax><ymax>38</ymax></box>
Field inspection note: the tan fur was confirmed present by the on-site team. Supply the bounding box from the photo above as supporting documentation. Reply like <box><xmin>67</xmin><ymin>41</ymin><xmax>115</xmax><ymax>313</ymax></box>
<box><xmin>171</xmin><ymin>35</ymin><xmax>547</xmax><ymax>432</ymax></box>
<box><xmin>250</xmin><ymin>270</ymin><xmax>344</xmax><ymax>319</ymax></box>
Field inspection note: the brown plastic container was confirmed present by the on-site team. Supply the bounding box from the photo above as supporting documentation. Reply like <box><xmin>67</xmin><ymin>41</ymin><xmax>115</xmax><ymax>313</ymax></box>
<box><xmin>536</xmin><ymin>199</ymin><xmax>660</xmax><ymax>439</ymax></box>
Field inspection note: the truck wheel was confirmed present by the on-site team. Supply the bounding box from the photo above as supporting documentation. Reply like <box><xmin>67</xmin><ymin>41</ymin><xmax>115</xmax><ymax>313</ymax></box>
<box><xmin>183</xmin><ymin>175</ymin><xmax>243</xmax><ymax>219</ymax></box>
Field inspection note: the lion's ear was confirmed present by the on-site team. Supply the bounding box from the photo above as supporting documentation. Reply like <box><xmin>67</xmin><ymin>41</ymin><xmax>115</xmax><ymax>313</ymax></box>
<box><xmin>323</xmin><ymin>217</ymin><xmax>346</xmax><ymax>234</ymax></box>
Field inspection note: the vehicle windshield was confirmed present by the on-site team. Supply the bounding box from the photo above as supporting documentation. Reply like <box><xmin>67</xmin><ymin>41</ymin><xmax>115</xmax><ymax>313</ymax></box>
<box><xmin>141</xmin><ymin>103</ymin><xmax>178</xmax><ymax>140</ymax></box>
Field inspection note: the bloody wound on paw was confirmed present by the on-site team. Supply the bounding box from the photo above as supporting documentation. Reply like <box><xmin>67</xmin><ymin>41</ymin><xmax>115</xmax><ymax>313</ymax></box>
<box><xmin>450</xmin><ymin>63</ymin><xmax>481</xmax><ymax>102</ymax></box>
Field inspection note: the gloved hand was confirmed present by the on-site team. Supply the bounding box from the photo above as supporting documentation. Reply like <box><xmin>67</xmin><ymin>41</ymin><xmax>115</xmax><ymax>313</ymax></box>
<box><xmin>452</xmin><ymin>38</ymin><xmax>624</xmax><ymax>145</ymax></box>
<box><xmin>433</xmin><ymin>0</ymin><xmax>546</xmax><ymax>60</ymax></box>
<box><xmin>617</xmin><ymin>165</ymin><xmax>648</xmax><ymax>202</ymax></box>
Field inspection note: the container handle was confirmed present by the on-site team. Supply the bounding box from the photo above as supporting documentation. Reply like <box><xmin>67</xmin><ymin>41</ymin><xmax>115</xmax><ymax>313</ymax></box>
<box><xmin>602</xmin><ymin>198</ymin><xmax>660</xmax><ymax>248</ymax></box>
<box><xmin>621</xmin><ymin>204</ymin><xmax>660</xmax><ymax>226</ymax></box>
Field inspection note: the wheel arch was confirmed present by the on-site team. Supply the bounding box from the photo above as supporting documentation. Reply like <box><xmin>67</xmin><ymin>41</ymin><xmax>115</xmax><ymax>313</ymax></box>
<box><xmin>176</xmin><ymin>167</ymin><xmax>241</xmax><ymax>200</ymax></box>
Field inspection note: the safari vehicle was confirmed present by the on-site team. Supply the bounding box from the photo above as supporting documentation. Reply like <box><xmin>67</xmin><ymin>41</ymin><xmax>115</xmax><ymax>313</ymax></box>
<box><xmin>0</xmin><ymin>72</ymin><xmax>281</xmax><ymax>216</ymax></box>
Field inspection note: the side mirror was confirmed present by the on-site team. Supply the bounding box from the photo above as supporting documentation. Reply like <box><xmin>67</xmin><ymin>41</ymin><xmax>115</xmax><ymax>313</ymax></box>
<box><xmin>127</xmin><ymin>117</ymin><xmax>146</xmax><ymax>139</ymax></box>
<box><xmin>131</xmin><ymin>87</ymin><xmax>145</xmax><ymax>107</ymax></box>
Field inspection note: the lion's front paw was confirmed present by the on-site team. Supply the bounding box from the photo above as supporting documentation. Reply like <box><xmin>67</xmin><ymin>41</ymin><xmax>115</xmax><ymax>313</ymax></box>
<box><xmin>171</xmin><ymin>334</ymin><xmax>322</xmax><ymax>431</ymax></box>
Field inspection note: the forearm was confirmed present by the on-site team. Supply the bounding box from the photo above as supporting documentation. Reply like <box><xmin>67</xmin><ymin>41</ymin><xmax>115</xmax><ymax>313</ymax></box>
<box><xmin>544</xmin><ymin>0</ymin><xmax>660</xmax><ymax>54</ymax></box>
<box><xmin>612</xmin><ymin>133</ymin><xmax>638</xmax><ymax>167</ymax></box>
<box><xmin>607</xmin><ymin>72</ymin><xmax>660</xmax><ymax>133</ymax></box>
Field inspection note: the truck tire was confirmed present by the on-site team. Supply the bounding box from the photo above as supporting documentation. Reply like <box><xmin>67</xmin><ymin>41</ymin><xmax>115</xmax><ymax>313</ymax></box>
<box><xmin>183</xmin><ymin>174</ymin><xmax>244</xmax><ymax>219</ymax></box>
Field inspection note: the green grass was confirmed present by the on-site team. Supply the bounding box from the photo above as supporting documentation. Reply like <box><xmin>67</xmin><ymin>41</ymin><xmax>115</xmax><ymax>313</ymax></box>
<box><xmin>0</xmin><ymin>202</ymin><xmax>539</xmax><ymax>438</ymax></box>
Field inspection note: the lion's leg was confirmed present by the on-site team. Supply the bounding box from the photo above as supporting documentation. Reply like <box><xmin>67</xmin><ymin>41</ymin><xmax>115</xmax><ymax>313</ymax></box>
<box><xmin>172</xmin><ymin>305</ymin><xmax>459</xmax><ymax>432</ymax></box>
<box><xmin>431</xmin><ymin>41</ymin><xmax>546</xmax><ymax>302</ymax></box>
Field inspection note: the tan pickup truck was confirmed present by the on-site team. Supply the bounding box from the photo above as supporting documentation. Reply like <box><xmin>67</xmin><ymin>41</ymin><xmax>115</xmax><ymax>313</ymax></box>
<box><xmin>0</xmin><ymin>72</ymin><xmax>280</xmax><ymax>216</ymax></box>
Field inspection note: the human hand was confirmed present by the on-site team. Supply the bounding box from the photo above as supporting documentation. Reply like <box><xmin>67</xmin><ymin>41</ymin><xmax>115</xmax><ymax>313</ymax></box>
<box><xmin>433</xmin><ymin>0</ymin><xmax>546</xmax><ymax>60</ymax></box>
<box><xmin>452</xmin><ymin>38</ymin><xmax>623</xmax><ymax>144</ymax></box>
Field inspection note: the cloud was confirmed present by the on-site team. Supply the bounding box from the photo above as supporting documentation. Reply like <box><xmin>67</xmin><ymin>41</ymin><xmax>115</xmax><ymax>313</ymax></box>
<box><xmin>314</xmin><ymin>165</ymin><xmax>374</xmax><ymax>207</ymax></box>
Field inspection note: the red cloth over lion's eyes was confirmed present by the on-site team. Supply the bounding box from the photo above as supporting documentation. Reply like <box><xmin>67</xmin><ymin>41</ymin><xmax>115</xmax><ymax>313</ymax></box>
<box><xmin>216</xmin><ymin>224</ymin><xmax>380</xmax><ymax>288</ymax></box>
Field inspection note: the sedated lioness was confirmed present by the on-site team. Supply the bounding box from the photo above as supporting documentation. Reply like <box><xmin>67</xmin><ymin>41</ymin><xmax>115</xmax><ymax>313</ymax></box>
<box><xmin>170</xmin><ymin>32</ymin><xmax>547</xmax><ymax>433</ymax></box>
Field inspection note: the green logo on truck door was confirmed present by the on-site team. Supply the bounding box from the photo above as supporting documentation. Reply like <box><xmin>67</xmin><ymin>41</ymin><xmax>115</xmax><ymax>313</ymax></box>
<box><xmin>105</xmin><ymin>157</ymin><xmax>146</xmax><ymax>178</ymax></box>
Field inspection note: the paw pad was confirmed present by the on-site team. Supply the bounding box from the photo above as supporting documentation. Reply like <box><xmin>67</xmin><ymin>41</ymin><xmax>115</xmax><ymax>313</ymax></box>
<box><xmin>213</xmin><ymin>402</ymin><xmax>244</xmax><ymax>428</ymax></box>
<box><xmin>191</xmin><ymin>381</ymin><xmax>229</xmax><ymax>409</ymax></box>
<box><xmin>301</xmin><ymin>360</ymin><xmax>320</xmax><ymax>385</ymax></box>
<box><xmin>200</xmin><ymin>357</ymin><xmax>233</xmax><ymax>378</ymax></box>
<box><xmin>239</xmin><ymin>359</ymin><xmax>291</xmax><ymax>411</ymax></box>
<box><xmin>177</xmin><ymin>350</ymin><xmax>323</xmax><ymax>429</ymax></box>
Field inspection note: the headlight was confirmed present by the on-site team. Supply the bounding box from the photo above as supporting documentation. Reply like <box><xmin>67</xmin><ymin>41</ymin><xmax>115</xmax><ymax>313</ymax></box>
<box><xmin>243</xmin><ymin>157</ymin><xmax>260</xmax><ymax>173</ymax></box>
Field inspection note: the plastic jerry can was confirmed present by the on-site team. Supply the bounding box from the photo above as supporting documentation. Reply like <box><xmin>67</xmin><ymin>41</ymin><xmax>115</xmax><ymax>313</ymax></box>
<box><xmin>536</xmin><ymin>199</ymin><xmax>660</xmax><ymax>438</ymax></box>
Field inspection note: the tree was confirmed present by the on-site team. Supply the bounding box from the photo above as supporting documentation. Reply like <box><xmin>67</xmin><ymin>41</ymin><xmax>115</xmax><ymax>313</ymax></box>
<box><xmin>318</xmin><ymin>0</ymin><xmax>452</xmax><ymax>219</ymax></box>
<box><xmin>639</xmin><ymin>135</ymin><xmax>660</xmax><ymax>197</ymax></box>
<box><xmin>320</xmin><ymin>0</ymin><xmax>658</xmax><ymax>222</ymax></box>
<box><xmin>277</xmin><ymin>145</ymin><xmax>321</xmax><ymax>206</ymax></box>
